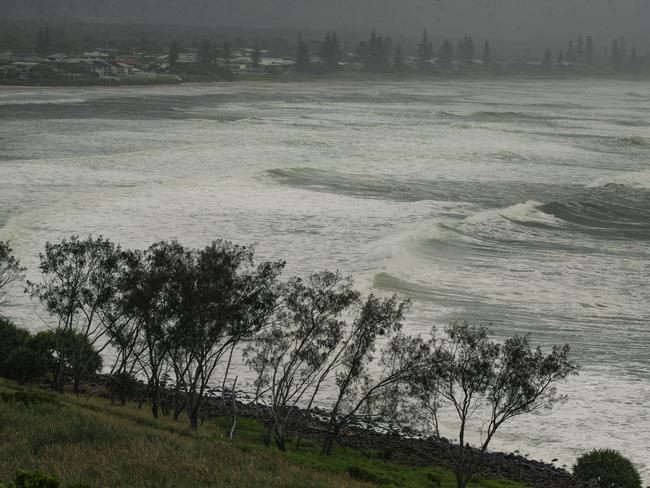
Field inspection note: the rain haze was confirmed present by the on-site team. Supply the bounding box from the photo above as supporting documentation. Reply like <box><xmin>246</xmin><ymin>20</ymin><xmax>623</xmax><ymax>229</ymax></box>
<box><xmin>0</xmin><ymin>1</ymin><xmax>648</xmax><ymax>487</ymax></box>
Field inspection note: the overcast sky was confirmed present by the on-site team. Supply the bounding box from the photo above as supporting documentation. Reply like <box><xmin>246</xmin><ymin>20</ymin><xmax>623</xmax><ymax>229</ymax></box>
<box><xmin>3</xmin><ymin>0</ymin><xmax>649</xmax><ymax>46</ymax></box>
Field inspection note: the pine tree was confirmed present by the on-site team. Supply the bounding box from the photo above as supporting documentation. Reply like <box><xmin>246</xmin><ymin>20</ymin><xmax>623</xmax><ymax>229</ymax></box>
<box><xmin>364</xmin><ymin>30</ymin><xmax>389</xmax><ymax>72</ymax></box>
<box><xmin>483</xmin><ymin>40</ymin><xmax>491</xmax><ymax>67</ymax></box>
<box><xmin>458</xmin><ymin>35</ymin><xmax>475</xmax><ymax>64</ymax></box>
<box><xmin>576</xmin><ymin>35</ymin><xmax>585</xmax><ymax>60</ymax></box>
<box><xmin>438</xmin><ymin>40</ymin><xmax>453</xmax><ymax>69</ymax></box>
<box><xmin>221</xmin><ymin>42</ymin><xmax>232</xmax><ymax>66</ymax></box>
<box><xmin>251</xmin><ymin>42</ymin><xmax>262</xmax><ymax>69</ymax></box>
<box><xmin>417</xmin><ymin>30</ymin><xmax>434</xmax><ymax>71</ymax></box>
<box><xmin>211</xmin><ymin>42</ymin><xmax>219</xmax><ymax>63</ymax></box>
<box><xmin>295</xmin><ymin>33</ymin><xmax>311</xmax><ymax>73</ymax></box>
<box><xmin>394</xmin><ymin>44</ymin><xmax>404</xmax><ymax>71</ymax></box>
<box><xmin>319</xmin><ymin>32</ymin><xmax>341</xmax><ymax>71</ymax></box>
<box><xmin>169</xmin><ymin>40</ymin><xmax>179</xmax><ymax>66</ymax></box>
<box><xmin>557</xmin><ymin>50</ymin><xmax>565</xmax><ymax>67</ymax></box>
<box><xmin>36</xmin><ymin>28</ymin><xmax>43</xmax><ymax>55</ymax></box>
<box><xmin>619</xmin><ymin>36</ymin><xmax>626</xmax><ymax>60</ymax></box>
<box><xmin>36</xmin><ymin>27</ymin><xmax>50</xmax><ymax>56</ymax></box>
<box><xmin>566</xmin><ymin>40</ymin><xmax>575</xmax><ymax>63</ymax></box>
<box><xmin>197</xmin><ymin>37</ymin><xmax>212</xmax><ymax>64</ymax></box>
<box><xmin>585</xmin><ymin>35</ymin><xmax>594</xmax><ymax>64</ymax></box>
<box><xmin>384</xmin><ymin>36</ymin><xmax>394</xmax><ymax>60</ymax></box>
<box><xmin>542</xmin><ymin>48</ymin><xmax>553</xmax><ymax>71</ymax></box>
<box><xmin>611</xmin><ymin>38</ymin><xmax>623</xmax><ymax>68</ymax></box>
<box><xmin>43</xmin><ymin>27</ymin><xmax>50</xmax><ymax>55</ymax></box>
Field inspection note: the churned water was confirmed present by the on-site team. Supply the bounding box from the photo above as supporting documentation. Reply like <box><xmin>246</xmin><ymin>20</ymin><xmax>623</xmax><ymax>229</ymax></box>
<box><xmin>0</xmin><ymin>80</ymin><xmax>648</xmax><ymax>477</ymax></box>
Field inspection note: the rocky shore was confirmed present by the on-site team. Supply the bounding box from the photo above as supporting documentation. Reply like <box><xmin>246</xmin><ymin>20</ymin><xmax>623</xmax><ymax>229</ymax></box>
<box><xmin>195</xmin><ymin>391</ymin><xmax>576</xmax><ymax>488</ymax></box>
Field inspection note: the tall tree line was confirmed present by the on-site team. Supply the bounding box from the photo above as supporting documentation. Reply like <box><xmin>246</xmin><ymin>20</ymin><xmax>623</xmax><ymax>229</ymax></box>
<box><xmin>0</xmin><ymin>236</ymin><xmax>579</xmax><ymax>488</ymax></box>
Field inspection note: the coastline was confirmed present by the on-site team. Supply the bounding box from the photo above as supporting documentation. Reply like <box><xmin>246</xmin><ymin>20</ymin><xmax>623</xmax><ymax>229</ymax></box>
<box><xmin>2</xmin><ymin>70</ymin><xmax>650</xmax><ymax>89</ymax></box>
<box><xmin>110</xmin><ymin>380</ymin><xmax>577</xmax><ymax>488</ymax></box>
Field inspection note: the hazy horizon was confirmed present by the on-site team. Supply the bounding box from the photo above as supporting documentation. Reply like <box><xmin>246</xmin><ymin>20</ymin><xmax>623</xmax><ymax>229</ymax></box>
<box><xmin>2</xmin><ymin>0</ymin><xmax>650</xmax><ymax>48</ymax></box>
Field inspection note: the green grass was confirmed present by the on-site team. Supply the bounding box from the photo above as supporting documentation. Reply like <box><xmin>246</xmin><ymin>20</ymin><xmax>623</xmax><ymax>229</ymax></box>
<box><xmin>0</xmin><ymin>379</ymin><xmax>529</xmax><ymax>488</ymax></box>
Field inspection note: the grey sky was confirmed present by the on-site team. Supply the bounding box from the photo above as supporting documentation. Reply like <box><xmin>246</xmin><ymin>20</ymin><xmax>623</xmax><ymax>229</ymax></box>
<box><xmin>3</xmin><ymin>0</ymin><xmax>648</xmax><ymax>46</ymax></box>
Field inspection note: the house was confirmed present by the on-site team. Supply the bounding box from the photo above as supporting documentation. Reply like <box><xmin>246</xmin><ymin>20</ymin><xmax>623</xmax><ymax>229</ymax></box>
<box><xmin>92</xmin><ymin>60</ymin><xmax>117</xmax><ymax>77</ymax></box>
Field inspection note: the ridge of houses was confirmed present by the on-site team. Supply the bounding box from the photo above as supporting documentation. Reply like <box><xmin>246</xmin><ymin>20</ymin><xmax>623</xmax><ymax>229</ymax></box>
<box><xmin>0</xmin><ymin>47</ymin><xmax>297</xmax><ymax>82</ymax></box>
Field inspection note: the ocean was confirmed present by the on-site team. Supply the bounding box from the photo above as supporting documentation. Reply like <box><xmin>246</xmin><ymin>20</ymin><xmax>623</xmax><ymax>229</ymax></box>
<box><xmin>0</xmin><ymin>80</ymin><xmax>648</xmax><ymax>477</ymax></box>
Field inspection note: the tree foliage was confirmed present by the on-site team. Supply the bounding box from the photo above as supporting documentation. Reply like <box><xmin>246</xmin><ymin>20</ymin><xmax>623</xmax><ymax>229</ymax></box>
<box><xmin>410</xmin><ymin>322</ymin><xmax>579</xmax><ymax>488</ymax></box>
<box><xmin>417</xmin><ymin>30</ymin><xmax>434</xmax><ymax>71</ymax></box>
<box><xmin>319</xmin><ymin>33</ymin><xmax>342</xmax><ymax>71</ymax></box>
<box><xmin>0</xmin><ymin>241</ymin><xmax>25</xmax><ymax>313</ymax></box>
<box><xmin>573</xmin><ymin>449</ymin><xmax>642</xmax><ymax>488</ymax></box>
<box><xmin>295</xmin><ymin>33</ymin><xmax>311</xmax><ymax>73</ymax></box>
<box><xmin>438</xmin><ymin>40</ymin><xmax>454</xmax><ymax>69</ymax></box>
<box><xmin>168</xmin><ymin>40</ymin><xmax>179</xmax><ymax>66</ymax></box>
<box><xmin>27</xmin><ymin>236</ymin><xmax>121</xmax><ymax>393</ymax></box>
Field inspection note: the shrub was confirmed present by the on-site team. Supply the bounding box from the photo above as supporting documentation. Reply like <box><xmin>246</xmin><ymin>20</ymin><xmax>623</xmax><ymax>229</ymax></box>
<box><xmin>105</xmin><ymin>372</ymin><xmax>143</xmax><ymax>403</ymax></box>
<box><xmin>1</xmin><ymin>471</ymin><xmax>60</xmax><ymax>488</ymax></box>
<box><xmin>0</xmin><ymin>319</ymin><xmax>30</xmax><ymax>377</ymax></box>
<box><xmin>346</xmin><ymin>466</ymin><xmax>390</xmax><ymax>485</ymax></box>
<box><xmin>426</xmin><ymin>472</ymin><xmax>443</xmax><ymax>487</ymax></box>
<box><xmin>2</xmin><ymin>347</ymin><xmax>48</xmax><ymax>384</ymax></box>
<box><xmin>0</xmin><ymin>389</ymin><xmax>60</xmax><ymax>406</ymax></box>
<box><xmin>573</xmin><ymin>449</ymin><xmax>642</xmax><ymax>488</ymax></box>
<box><xmin>0</xmin><ymin>471</ymin><xmax>89</xmax><ymax>488</ymax></box>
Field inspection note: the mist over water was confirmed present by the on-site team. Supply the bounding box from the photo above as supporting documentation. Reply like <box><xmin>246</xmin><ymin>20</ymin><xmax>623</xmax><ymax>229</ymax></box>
<box><xmin>0</xmin><ymin>80</ymin><xmax>648</xmax><ymax>477</ymax></box>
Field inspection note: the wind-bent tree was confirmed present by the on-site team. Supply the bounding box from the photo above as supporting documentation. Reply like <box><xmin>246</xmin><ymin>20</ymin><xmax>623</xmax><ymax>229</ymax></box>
<box><xmin>321</xmin><ymin>294</ymin><xmax>414</xmax><ymax>454</ymax></box>
<box><xmin>413</xmin><ymin>322</ymin><xmax>579</xmax><ymax>488</ymax></box>
<box><xmin>27</xmin><ymin>236</ymin><xmax>121</xmax><ymax>393</ymax></box>
<box><xmin>0</xmin><ymin>241</ymin><xmax>25</xmax><ymax>314</ymax></box>
<box><xmin>245</xmin><ymin>271</ymin><xmax>359</xmax><ymax>450</ymax></box>
<box><xmin>179</xmin><ymin>241</ymin><xmax>283</xmax><ymax>430</ymax></box>
<box><xmin>102</xmin><ymin>256</ymin><xmax>147</xmax><ymax>405</ymax></box>
<box><xmin>122</xmin><ymin>241</ymin><xmax>189</xmax><ymax>418</ymax></box>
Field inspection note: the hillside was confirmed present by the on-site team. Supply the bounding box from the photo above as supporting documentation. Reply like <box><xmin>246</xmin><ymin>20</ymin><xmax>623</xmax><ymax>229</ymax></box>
<box><xmin>0</xmin><ymin>379</ymin><xmax>529</xmax><ymax>488</ymax></box>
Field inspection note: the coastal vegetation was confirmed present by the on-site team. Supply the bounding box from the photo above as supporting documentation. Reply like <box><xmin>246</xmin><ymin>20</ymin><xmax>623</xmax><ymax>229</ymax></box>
<box><xmin>0</xmin><ymin>236</ymin><xmax>613</xmax><ymax>488</ymax></box>
<box><xmin>0</xmin><ymin>378</ymin><xmax>536</xmax><ymax>488</ymax></box>
<box><xmin>2</xmin><ymin>24</ymin><xmax>650</xmax><ymax>85</ymax></box>
<box><xmin>573</xmin><ymin>449</ymin><xmax>643</xmax><ymax>488</ymax></box>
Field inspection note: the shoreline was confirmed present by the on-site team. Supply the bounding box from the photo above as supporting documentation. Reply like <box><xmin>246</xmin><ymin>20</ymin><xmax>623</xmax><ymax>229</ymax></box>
<box><xmin>2</xmin><ymin>70</ymin><xmax>650</xmax><ymax>89</ymax></box>
<box><xmin>115</xmin><ymin>380</ymin><xmax>576</xmax><ymax>488</ymax></box>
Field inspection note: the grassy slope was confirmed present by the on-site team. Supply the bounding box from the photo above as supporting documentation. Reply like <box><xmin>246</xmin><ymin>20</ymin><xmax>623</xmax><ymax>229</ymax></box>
<box><xmin>0</xmin><ymin>380</ymin><xmax>529</xmax><ymax>488</ymax></box>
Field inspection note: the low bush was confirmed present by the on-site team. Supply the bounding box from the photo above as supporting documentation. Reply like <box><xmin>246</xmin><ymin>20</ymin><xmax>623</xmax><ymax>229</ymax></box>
<box><xmin>573</xmin><ymin>449</ymin><xmax>642</xmax><ymax>488</ymax></box>
<box><xmin>0</xmin><ymin>471</ymin><xmax>90</xmax><ymax>488</ymax></box>
<box><xmin>0</xmin><ymin>390</ymin><xmax>60</xmax><ymax>406</ymax></box>
<box><xmin>0</xmin><ymin>471</ymin><xmax>60</xmax><ymax>488</ymax></box>
<box><xmin>346</xmin><ymin>466</ymin><xmax>391</xmax><ymax>485</ymax></box>
<box><xmin>2</xmin><ymin>348</ymin><xmax>48</xmax><ymax>385</ymax></box>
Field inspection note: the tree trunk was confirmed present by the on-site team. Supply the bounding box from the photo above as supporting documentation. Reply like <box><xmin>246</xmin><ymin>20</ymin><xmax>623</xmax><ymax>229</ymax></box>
<box><xmin>322</xmin><ymin>423</ymin><xmax>339</xmax><ymax>455</ymax></box>
<box><xmin>56</xmin><ymin>357</ymin><xmax>65</xmax><ymax>393</ymax></box>
<box><xmin>189</xmin><ymin>409</ymin><xmax>199</xmax><ymax>429</ymax></box>
<box><xmin>173</xmin><ymin>401</ymin><xmax>185</xmax><ymax>421</ymax></box>
<box><xmin>151</xmin><ymin>400</ymin><xmax>159</xmax><ymax>419</ymax></box>
<box><xmin>275</xmin><ymin>425</ymin><xmax>286</xmax><ymax>451</ymax></box>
